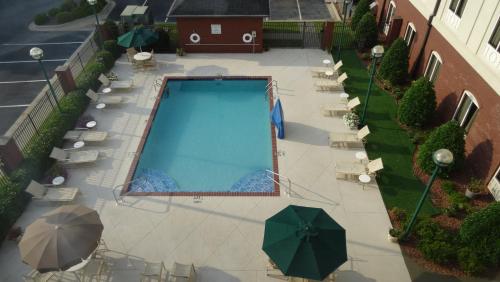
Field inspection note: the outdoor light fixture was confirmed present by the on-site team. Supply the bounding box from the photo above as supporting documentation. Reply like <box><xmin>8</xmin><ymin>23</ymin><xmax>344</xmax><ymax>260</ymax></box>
<box><xmin>88</xmin><ymin>0</ymin><xmax>102</xmax><ymax>49</ymax></box>
<box><xmin>402</xmin><ymin>148</ymin><xmax>454</xmax><ymax>239</ymax></box>
<box><xmin>359</xmin><ymin>45</ymin><xmax>385</xmax><ymax>126</ymax></box>
<box><xmin>30</xmin><ymin>47</ymin><xmax>62</xmax><ymax>112</ymax></box>
<box><xmin>336</xmin><ymin>0</ymin><xmax>352</xmax><ymax>61</ymax></box>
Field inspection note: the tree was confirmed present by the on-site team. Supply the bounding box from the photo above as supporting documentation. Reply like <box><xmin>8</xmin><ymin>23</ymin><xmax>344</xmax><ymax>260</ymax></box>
<box><xmin>351</xmin><ymin>0</ymin><xmax>371</xmax><ymax>30</ymax></box>
<box><xmin>416</xmin><ymin>121</ymin><xmax>465</xmax><ymax>175</ymax></box>
<box><xmin>398</xmin><ymin>77</ymin><xmax>436</xmax><ymax>128</ymax></box>
<box><xmin>378</xmin><ymin>38</ymin><xmax>409</xmax><ymax>85</ymax></box>
<box><xmin>355</xmin><ymin>13</ymin><xmax>378</xmax><ymax>51</ymax></box>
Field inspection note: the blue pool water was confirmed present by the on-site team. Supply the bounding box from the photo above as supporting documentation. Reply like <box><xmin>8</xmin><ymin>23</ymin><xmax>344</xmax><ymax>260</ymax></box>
<box><xmin>131</xmin><ymin>79</ymin><xmax>275</xmax><ymax>193</ymax></box>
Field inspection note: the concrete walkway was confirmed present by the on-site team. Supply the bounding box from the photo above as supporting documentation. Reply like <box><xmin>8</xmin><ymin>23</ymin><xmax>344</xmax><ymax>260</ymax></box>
<box><xmin>0</xmin><ymin>49</ymin><xmax>411</xmax><ymax>282</ymax></box>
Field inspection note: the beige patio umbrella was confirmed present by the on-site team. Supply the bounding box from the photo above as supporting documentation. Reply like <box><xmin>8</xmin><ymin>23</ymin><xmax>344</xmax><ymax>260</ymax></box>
<box><xmin>19</xmin><ymin>204</ymin><xmax>104</xmax><ymax>273</ymax></box>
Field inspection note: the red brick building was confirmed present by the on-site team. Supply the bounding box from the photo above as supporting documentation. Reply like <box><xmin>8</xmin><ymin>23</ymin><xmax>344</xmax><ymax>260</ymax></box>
<box><xmin>168</xmin><ymin>0</ymin><xmax>269</xmax><ymax>53</ymax></box>
<box><xmin>374</xmin><ymin>0</ymin><xmax>500</xmax><ymax>199</ymax></box>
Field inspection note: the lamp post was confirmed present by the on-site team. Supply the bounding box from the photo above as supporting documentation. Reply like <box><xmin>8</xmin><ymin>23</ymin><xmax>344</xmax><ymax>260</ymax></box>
<box><xmin>336</xmin><ymin>0</ymin><xmax>352</xmax><ymax>61</ymax></box>
<box><xmin>87</xmin><ymin>0</ymin><xmax>102</xmax><ymax>49</ymax></box>
<box><xmin>30</xmin><ymin>47</ymin><xmax>62</xmax><ymax>112</ymax></box>
<box><xmin>401</xmin><ymin>149</ymin><xmax>454</xmax><ymax>240</ymax></box>
<box><xmin>359</xmin><ymin>45</ymin><xmax>384</xmax><ymax>127</ymax></box>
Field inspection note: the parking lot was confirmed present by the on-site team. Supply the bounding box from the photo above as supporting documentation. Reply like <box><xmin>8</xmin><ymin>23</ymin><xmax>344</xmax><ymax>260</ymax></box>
<box><xmin>0</xmin><ymin>0</ymin><xmax>90</xmax><ymax>135</ymax></box>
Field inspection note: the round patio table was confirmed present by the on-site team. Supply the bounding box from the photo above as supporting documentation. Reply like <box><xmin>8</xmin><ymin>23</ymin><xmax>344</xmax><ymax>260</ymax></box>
<box><xmin>73</xmin><ymin>141</ymin><xmax>85</xmax><ymax>149</ymax></box>
<box><xmin>134</xmin><ymin>52</ymin><xmax>152</xmax><ymax>62</ymax></box>
<box><xmin>325</xmin><ymin>70</ymin><xmax>334</xmax><ymax>78</ymax></box>
<box><xmin>322</xmin><ymin>59</ymin><xmax>331</xmax><ymax>66</ymax></box>
<box><xmin>52</xmin><ymin>176</ymin><xmax>65</xmax><ymax>186</ymax></box>
<box><xmin>359</xmin><ymin>174</ymin><xmax>371</xmax><ymax>190</ymax></box>
<box><xmin>96</xmin><ymin>103</ymin><xmax>106</xmax><ymax>110</ymax></box>
<box><xmin>102</xmin><ymin>87</ymin><xmax>112</xmax><ymax>94</ymax></box>
<box><xmin>86</xmin><ymin>121</ymin><xmax>97</xmax><ymax>129</ymax></box>
<box><xmin>355</xmin><ymin>151</ymin><xmax>367</xmax><ymax>163</ymax></box>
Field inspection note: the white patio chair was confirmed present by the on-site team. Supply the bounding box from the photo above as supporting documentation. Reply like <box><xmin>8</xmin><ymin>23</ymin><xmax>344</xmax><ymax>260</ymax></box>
<box><xmin>171</xmin><ymin>262</ymin><xmax>197</xmax><ymax>282</ymax></box>
<box><xmin>22</xmin><ymin>269</ymin><xmax>54</xmax><ymax>282</ymax></box>
<box><xmin>336</xmin><ymin>158</ymin><xmax>384</xmax><ymax>179</ymax></box>
<box><xmin>315</xmin><ymin>73</ymin><xmax>348</xmax><ymax>91</ymax></box>
<box><xmin>50</xmin><ymin>147</ymin><xmax>99</xmax><ymax>165</ymax></box>
<box><xmin>310</xmin><ymin>60</ymin><xmax>343</xmax><ymax>78</ymax></box>
<box><xmin>64</xmin><ymin>130</ymin><xmax>108</xmax><ymax>142</ymax></box>
<box><xmin>86</xmin><ymin>90</ymin><xmax>124</xmax><ymax>105</ymax></box>
<box><xmin>25</xmin><ymin>180</ymin><xmax>79</xmax><ymax>202</ymax></box>
<box><xmin>98</xmin><ymin>74</ymin><xmax>134</xmax><ymax>89</ymax></box>
<box><xmin>140</xmin><ymin>261</ymin><xmax>168</xmax><ymax>282</ymax></box>
<box><xmin>329</xmin><ymin>125</ymin><xmax>370</xmax><ymax>147</ymax></box>
<box><xmin>321</xmin><ymin>97</ymin><xmax>360</xmax><ymax>117</ymax></box>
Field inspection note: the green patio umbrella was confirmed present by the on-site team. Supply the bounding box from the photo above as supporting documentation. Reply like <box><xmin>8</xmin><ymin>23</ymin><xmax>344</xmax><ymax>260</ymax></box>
<box><xmin>117</xmin><ymin>27</ymin><xmax>159</xmax><ymax>51</ymax></box>
<box><xmin>262</xmin><ymin>205</ymin><xmax>347</xmax><ymax>281</ymax></box>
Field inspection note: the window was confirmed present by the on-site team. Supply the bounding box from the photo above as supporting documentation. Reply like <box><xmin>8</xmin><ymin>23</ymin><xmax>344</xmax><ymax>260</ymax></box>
<box><xmin>488</xmin><ymin>18</ymin><xmax>500</xmax><ymax>52</ymax></box>
<box><xmin>453</xmin><ymin>91</ymin><xmax>478</xmax><ymax>131</ymax></box>
<box><xmin>383</xmin><ymin>2</ymin><xmax>396</xmax><ymax>35</ymax></box>
<box><xmin>449</xmin><ymin>0</ymin><xmax>467</xmax><ymax>18</ymax></box>
<box><xmin>424</xmin><ymin>52</ymin><xmax>442</xmax><ymax>83</ymax></box>
<box><xmin>403</xmin><ymin>23</ymin><xmax>416</xmax><ymax>47</ymax></box>
<box><xmin>210</xmin><ymin>24</ymin><xmax>221</xmax><ymax>35</ymax></box>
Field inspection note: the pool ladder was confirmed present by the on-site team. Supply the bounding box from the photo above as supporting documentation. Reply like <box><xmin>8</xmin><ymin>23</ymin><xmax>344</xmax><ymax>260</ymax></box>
<box><xmin>265</xmin><ymin>80</ymin><xmax>278</xmax><ymax>100</ymax></box>
<box><xmin>266</xmin><ymin>169</ymin><xmax>292</xmax><ymax>197</ymax></box>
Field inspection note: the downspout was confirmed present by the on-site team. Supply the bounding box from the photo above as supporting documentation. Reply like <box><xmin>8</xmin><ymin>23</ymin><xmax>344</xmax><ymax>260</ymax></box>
<box><xmin>410</xmin><ymin>0</ymin><xmax>441</xmax><ymax>77</ymax></box>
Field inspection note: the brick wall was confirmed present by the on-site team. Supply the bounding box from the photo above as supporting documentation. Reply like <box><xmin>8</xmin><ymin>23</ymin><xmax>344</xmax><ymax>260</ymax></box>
<box><xmin>177</xmin><ymin>17</ymin><xmax>263</xmax><ymax>53</ymax></box>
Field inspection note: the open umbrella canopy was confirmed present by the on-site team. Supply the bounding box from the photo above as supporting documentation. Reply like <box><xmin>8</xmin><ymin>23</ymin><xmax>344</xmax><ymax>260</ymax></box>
<box><xmin>262</xmin><ymin>205</ymin><xmax>347</xmax><ymax>280</ymax></box>
<box><xmin>117</xmin><ymin>27</ymin><xmax>159</xmax><ymax>49</ymax></box>
<box><xmin>19</xmin><ymin>205</ymin><xmax>104</xmax><ymax>273</ymax></box>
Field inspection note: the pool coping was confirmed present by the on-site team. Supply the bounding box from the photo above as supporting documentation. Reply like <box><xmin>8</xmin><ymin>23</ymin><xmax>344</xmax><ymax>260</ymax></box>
<box><xmin>122</xmin><ymin>76</ymin><xmax>280</xmax><ymax>196</ymax></box>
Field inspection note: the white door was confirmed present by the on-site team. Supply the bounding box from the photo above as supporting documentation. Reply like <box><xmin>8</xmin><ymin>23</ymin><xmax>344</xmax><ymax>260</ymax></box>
<box><xmin>384</xmin><ymin>2</ymin><xmax>396</xmax><ymax>35</ymax></box>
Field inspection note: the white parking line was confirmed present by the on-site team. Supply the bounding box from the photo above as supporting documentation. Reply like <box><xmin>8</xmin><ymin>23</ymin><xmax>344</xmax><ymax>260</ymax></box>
<box><xmin>296</xmin><ymin>0</ymin><xmax>303</xmax><ymax>20</ymax></box>
<box><xmin>0</xmin><ymin>59</ymin><xmax>67</xmax><ymax>64</ymax></box>
<box><xmin>0</xmin><ymin>80</ymin><xmax>45</xmax><ymax>84</ymax></box>
<box><xmin>165</xmin><ymin>0</ymin><xmax>179</xmax><ymax>22</ymax></box>
<box><xmin>1</xmin><ymin>42</ymin><xmax>83</xmax><ymax>46</ymax></box>
<box><xmin>0</xmin><ymin>104</ymin><xmax>30</xmax><ymax>108</ymax></box>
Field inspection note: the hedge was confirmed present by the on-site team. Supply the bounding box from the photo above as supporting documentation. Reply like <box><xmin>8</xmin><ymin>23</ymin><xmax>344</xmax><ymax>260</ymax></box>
<box><xmin>378</xmin><ymin>38</ymin><xmax>409</xmax><ymax>86</ymax></box>
<box><xmin>75</xmin><ymin>61</ymin><xmax>106</xmax><ymax>91</ymax></box>
<box><xmin>95</xmin><ymin>50</ymin><xmax>115</xmax><ymax>71</ymax></box>
<box><xmin>398</xmin><ymin>77</ymin><xmax>436</xmax><ymax>128</ymax></box>
<box><xmin>34</xmin><ymin>0</ymin><xmax>106</xmax><ymax>26</ymax></box>
<box><xmin>34</xmin><ymin>13</ymin><xmax>49</xmax><ymax>25</ymax></box>
<box><xmin>104</xmin><ymin>40</ymin><xmax>121</xmax><ymax>59</ymax></box>
<box><xmin>355</xmin><ymin>13</ymin><xmax>378</xmax><ymax>51</ymax></box>
<box><xmin>351</xmin><ymin>0</ymin><xmax>371</xmax><ymax>31</ymax></box>
<box><xmin>416</xmin><ymin>121</ymin><xmax>465</xmax><ymax>175</ymax></box>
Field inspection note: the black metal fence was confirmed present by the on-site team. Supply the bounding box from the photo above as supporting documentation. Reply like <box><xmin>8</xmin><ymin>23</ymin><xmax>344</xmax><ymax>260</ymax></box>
<box><xmin>331</xmin><ymin>22</ymin><xmax>357</xmax><ymax>50</ymax></box>
<box><xmin>0</xmin><ymin>159</ymin><xmax>8</xmax><ymax>186</ymax></box>
<box><xmin>263</xmin><ymin>21</ymin><xmax>324</xmax><ymax>48</ymax></box>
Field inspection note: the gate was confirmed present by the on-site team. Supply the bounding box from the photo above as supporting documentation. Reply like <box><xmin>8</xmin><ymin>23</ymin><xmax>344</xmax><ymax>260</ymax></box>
<box><xmin>263</xmin><ymin>21</ymin><xmax>323</xmax><ymax>48</ymax></box>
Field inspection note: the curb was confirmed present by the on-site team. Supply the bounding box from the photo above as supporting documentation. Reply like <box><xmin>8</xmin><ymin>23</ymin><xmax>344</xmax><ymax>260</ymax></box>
<box><xmin>28</xmin><ymin>0</ymin><xmax>116</xmax><ymax>32</ymax></box>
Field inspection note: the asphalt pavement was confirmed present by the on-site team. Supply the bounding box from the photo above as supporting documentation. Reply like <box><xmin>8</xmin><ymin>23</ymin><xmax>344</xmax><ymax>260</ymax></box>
<box><xmin>0</xmin><ymin>0</ymin><xmax>90</xmax><ymax>134</ymax></box>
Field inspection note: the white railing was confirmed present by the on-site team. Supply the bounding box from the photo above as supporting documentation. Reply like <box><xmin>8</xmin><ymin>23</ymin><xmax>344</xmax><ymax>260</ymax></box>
<box><xmin>266</xmin><ymin>169</ymin><xmax>292</xmax><ymax>197</ymax></box>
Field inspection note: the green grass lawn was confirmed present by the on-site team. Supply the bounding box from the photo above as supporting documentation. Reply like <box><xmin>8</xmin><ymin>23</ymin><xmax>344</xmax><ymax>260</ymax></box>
<box><xmin>339</xmin><ymin>50</ymin><xmax>437</xmax><ymax>216</ymax></box>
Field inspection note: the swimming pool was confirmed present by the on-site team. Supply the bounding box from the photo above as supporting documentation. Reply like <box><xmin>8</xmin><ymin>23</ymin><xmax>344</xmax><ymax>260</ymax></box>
<box><xmin>125</xmin><ymin>77</ymin><xmax>279</xmax><ymax>195</ymax></box>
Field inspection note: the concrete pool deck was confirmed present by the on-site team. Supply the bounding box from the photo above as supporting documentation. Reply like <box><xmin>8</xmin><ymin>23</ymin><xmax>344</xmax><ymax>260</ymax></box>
<box><xmin>0</xmin><ymin>49</ymin><xmax>411</xmax><ymax>282</ymax></box>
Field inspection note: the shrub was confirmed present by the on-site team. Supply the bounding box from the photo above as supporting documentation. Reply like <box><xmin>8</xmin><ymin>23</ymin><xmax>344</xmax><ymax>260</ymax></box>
<box><xmin>416</xmin><ymin>121</ymin><xmax>465</xmax><ymax>175</ymax></box>
<box><xmin>75</xmin><ymin>61</ymin><xmax>106</xmax><ymax>91</ymax></box>
<box><xmin>0</xmin><ymin>179</ymin><xmax>29</xmax><ymax>241</ymax></box>
<box><xmin>60</xmin><ymin>0</ymin><xmax>77</xmax><ymax>12</ymax></box>
<box><xmin>95</xmin><ymin>50</ymin><xmax>115</xmax><ymax>71</ymax></box>
<box><xmin>458</xmin><ymin>247</ymin><xmax>487</xmax><ymax>275</ymax></box>
<box><xmin>104</xmin><ymin>40</ymin><xmax>121</xmax><ymax>59</ymax></box>
<box><xmin>34</xmin><ymin>13</ymin><xmax>49</xmax><ymax>25</ymax></box>
<box><xmin>152</xmin><ymin>27</ymin><xmax>171</xmax><ymax>53</ymax></box>
<box><xmin>103</xmin><ymin>20</ymin><xmax>120</xmax><ymax>40</ymax></box>
<box><xmin>351</xmin><ymin>0</ymin><xmax>371</xmax><ymax>30</ymax></box>
<box><xmin>398</xmin><ymin>77</ymin><xmax>436</xmax><ymax>128</ymax></box>
<box><xmin>418</xmin><ymin>240</ymin><xmax>456</xmax><ymax>264</ymax></box>
<box><xmin>378</xmin><ymin>38</ymin><xmax>409</xmax><ymax>86</ymax></box>
<box><xmin>467</xmin><ymin>177</ymin><xmax>484</xmax><ymax>194</ymax></box>
<box><xmin>48</xmin><ymin>7</ymin><xmax>60</xmax><ymax>17</ymax></box>
<box><xmin>441</xmin><ymin>180</ymin><xmax>456</xmax><ymax>194</ymax></box>
<box><xmin>56</xmin><ymin>11</ymin><xmax>74</xmax><ymax>24</ymax></box>
<box><xmin>355</xmin><ymin>13</ymin><xmax>378</xmax><ymax>51</ymax></box>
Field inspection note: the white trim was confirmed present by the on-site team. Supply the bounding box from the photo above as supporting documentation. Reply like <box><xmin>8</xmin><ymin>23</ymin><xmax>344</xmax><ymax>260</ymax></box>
<box><xmin>487</xmin><ymin>166</ymin><xmax>500</xmax><ymax>201</ymax></box>
<box><xmin>1</xmin><ymin>42</ymin><xmax>83</xmax><ymax>46</ymax></box>
<box><xmin>424</xmin><ymin>51</ymin><xmax>443</xmax><ymax>82</ymax></box>
<box><xmin>0</xmin><ymin>59</ymin><xmax>67</xmax><ymax>64</ymax></box>
<box><xmin>185</xmin><ymin>43</ymin><xmax>261</xmax><ymax>46</ymax></box>
<box><xmin>403</xmin><ymin>22</ymin><xmax>416</xmax><ymax>47</ymax></box>
<box><xmin>0</xmin><ymin>80</ymin><xmax>45</xmax><ymax>84</ymax></box>
<box><xmin>452</xmin><ymin>90</ymin><xmax>479</xmax><ymax>129</ymax></box>
<box><xmin>383</xmin><ymin>2</ymin><xmax>397</xmax><ymax>35</ymax></box>
<box><xmin>0</xmin><ymin>104</ymin><xmax>30</xmax><ymax>108</ymax></box>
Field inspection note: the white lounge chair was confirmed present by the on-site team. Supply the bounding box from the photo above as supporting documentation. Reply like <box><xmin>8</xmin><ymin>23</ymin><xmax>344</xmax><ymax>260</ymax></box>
<box><xmin>315</xmin><ymin>73</ymin><xmax>348</xmax><ymax>91</ymax></box>
<box><xmin>23</xmin><ymin>269</ymin><xmax>55</xmax><ymax>282</ymax></box>
<box><xmin>140</xmin><ymin>261</ymin><xmax>167</xmax><ymax>282</ymax></box>
<box><xmin>310</xmin><ymin>60</ymin><xmax>343</xmax><ymax>78</ymax></box>
<box><xmin>98</xmin><ymin>74</ymin><xmax>134</xmax><ymax>89</ymax></box>
<box><xmin>50</xmin><ymin>147</ymin><xmax>99</xmax><ymax>165</ymax></box>
<box><xmin>171</xmin><ymin>262</ymin><xmax>197</xmax><ymax>282</ymax></box>
<box><xmin>321</xmin><ymin>97</ymin><xmax>360</xmax><ymax>117</ymax></box>
<box><xmin>64</xmin><ymin>130</ymin><xmax>108</xmax><ymax>142</ymax></box>
<box><xmin>329</xmin><ymin>125</ymin><xmax>370</xmax><ymax>147</ymax></box>
<box><xmin>336</xmin><ymin>158</ymin><xmax>384</xmax><ymax>180</ymax></box>
<box><xmin>26</xmin><ymin>180</ymin><xmax>79</xmax><ymax>202</ymax></box>
<box><xmin>86</xmin><ymin>90</ymin><xmax>123</xmax><ymax>105</ymax></box>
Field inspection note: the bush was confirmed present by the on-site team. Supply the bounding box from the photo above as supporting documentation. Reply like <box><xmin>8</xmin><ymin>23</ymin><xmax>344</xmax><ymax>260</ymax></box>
<box><xmin>460</xmin><ymin>202</ymin><xmax>500</xmax><ymax>244</ymax></box>
<box><xmin>416</xmin><ymin>121</ymin><xmax>465</xmax><ymax>175</ymax></box>
<box><xmin>351</xmin><ymin>0</ymin><xmax>371</xmax><ymax>30</ymax></box>
<box><xmin>104</xmin><ymin>40</ymin><xmax>121</xmax><ymax>59</ymax></box>
<box><xmin>103</xmin><ymin>20</ymin><xmax>120</xmax><ymax>40</ymax></box>
<box><xmin>56</xmin><ymin>11</ymin><xmax>74</xmax><ymax>24</ymax></box>
<box><xmin>75</xmin><ymin>61</ymin><xmax>106</xmax><ymax>91</ymax></box>
<box><xmin>0</xmin><ymin>179</ymin><xmax>29</xmax><ymax>241</ymax></box>
<box><xmin>152</xmin><ymin>27</ymin><xmax>171</xmax><ymax>53</ymax></box>
<box><xmin>418</xmin><ymin>240</ymin><xmax>457</xmax><ymax>264</ymax></box>
<box><xmin>355</xmin><ymin>13</ymin><xmax>378</xmax><ymax>51</ymax></box>
<box><xmin>398</xmin><ymin>77</ymin><xmax>436</xmax><ymax>128</ymax></box>
<box><xmin>34</xmin><ymin>13</ymin><xmax>49</xmax><ymax>25</ymax></box>
<box><xmin>60</xmin><ymin>0</ymin><xmax>77</xmax><ymax>12</ymax></box>
<box><xmin>378</xmin><ymin>38</ymin><xmax>409</xmax><ymax>86</ymax></box>
<box><xmin>458</xmin><ymin>247</ymin><xmax>487</xmax><ymax>275</ymax></box>
<box><xmin>441</xmin><ymin>180</ymin><xmax>456</xmax><ymax>194</ymax></box>
<box><xmin>48</xmin><ymin>8</ymin><xmax>60</xmax><ymax>17</ymax></box>
<box><xmin>95</xmin><ymin>50</ymin><xmax>115</xmax><ymax>71</ymax></box>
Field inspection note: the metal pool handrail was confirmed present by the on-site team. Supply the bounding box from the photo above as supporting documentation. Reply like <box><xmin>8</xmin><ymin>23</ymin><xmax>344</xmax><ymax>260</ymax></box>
<box><xmin>265</xmin><ymin>169</ymin><xmax>292</xmax><ymax>197</ymax></box>
<box><xmin>113</xmin><ymin>177</ymin><xmax>144</xmax><ymax>206</ymax></box>
<box><xmin>265</xmin><ymin>80</ymin><xmax>278</xmax><ymax>99</ymax></box>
